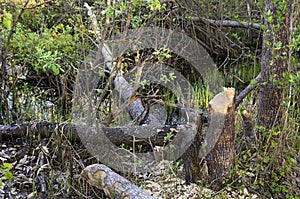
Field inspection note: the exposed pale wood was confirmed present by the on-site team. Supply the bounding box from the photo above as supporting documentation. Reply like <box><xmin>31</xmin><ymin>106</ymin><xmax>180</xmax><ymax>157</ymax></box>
<box><xmin>82</xmin><ymin>164</ymin><xmax>155</xmax><ymax>199</ymax></box>
<box><xmin>206</xmin><ymin>88</ymin><xmax>235</xmax><ymax>190</ymax></box>
<box><xmin>180</xmin><ymin>88</ymin><xmax>237</xmax><ymax>186</ymax></box>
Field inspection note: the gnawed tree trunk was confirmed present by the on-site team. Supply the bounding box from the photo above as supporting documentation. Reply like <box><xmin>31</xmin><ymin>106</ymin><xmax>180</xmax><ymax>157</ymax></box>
<box><xmin>206</xmin><ymin>88</ymin><xmax>235</xmax><ymax>190</ymax></box>
<box><xmin>181</xmin><ymin>88</ymin><xmax>235</xmax><ymax>187</ymax></box>
<box><xmin>257</xmin><ymin>0</ymin><xmax>291</xmax><ymax>131</ymax></box>
<box><xmin>82</xmin><ymin>164</ymin><xmax>155</xmax><ymax>199</ymax></box>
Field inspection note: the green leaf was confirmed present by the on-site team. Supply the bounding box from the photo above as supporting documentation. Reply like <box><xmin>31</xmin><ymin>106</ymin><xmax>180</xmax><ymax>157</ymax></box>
<box><xmin>4</xmin><ymin>171</ymin><xmax>13</xmax><ymax>182</ymax></box>
<box><xmin>257</xmin><ymin>1</ymin><xmax>264</xmax><ymax>8</ymax></box>
<box><xmin>261</xmin><ymin>24</ymin><xmax>267</xmax><ymax>31</ymax></box>
<box><xmin>3</xmin><ymin>163</ymin><xmax>12</xmax><ymax>169</ymax></box>
<box><xmin>267</xmin><ymin>16</ymin><xmax>273</xmax><ymax>23</ymax></box>
<box><xmin>147</xmin><ymin>0</ymin><xmax>161</xmax><ymax>11</ymax></box>
<box><xmin>3</xmin><ymin>10</ymin><xmax>12</xmax><ymax>29</ymax></box>
<box><xmin>51</xmin><ymin>65</ymin><xmax>60</xmax><ymax>75</ymax></box>
<box><xmin>263</xmin><ymin>156</ymin><xmax>270</xmax><ymax>163</ymax></box>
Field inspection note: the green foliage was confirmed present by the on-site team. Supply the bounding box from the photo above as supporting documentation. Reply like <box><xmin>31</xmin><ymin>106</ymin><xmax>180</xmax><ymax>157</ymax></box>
<box><xmin>9</xmin><ymin>23</ymin><xmax>79</xmax><ymax>75</ymax></box>
<box><xmin>160</xmin><ymin>72</ymin><xmax>176</xmax><ymax>84</ymax></box>
<box><xmin>164</xmin><ymin>132</ymin><xmax>174</xmax><ymax>142</ymax></box>
<box><xmin>0</xmin><ymin>163</ymin><xmax>13</xmax><ymax>186</ymax></box>
<box><xmin>132</xmin><ymin>0</ymin><xmax>162</xmax><ymax>11</ymax></box>
<box><xmin>191</xmin><ymin>84</ymin><xmax>211</xmax><ymax>108</ymax></box>
<box><xmin>1</xmin><ymin>1</ymin><xmax>93</xmax><ymax>77</ymax></box>
<box><xmin>146</xmin><ymin>0</ymin><xmax>162</xmax><ymax>11</ymax></box>
<box><xmin>1</xmin><ymin>10</ymin><xmax>12</xmax><ymax>29</ymax></box>
<box><xmin>153</xmin><ymin>48</ymin><xmax>172</xmax><ymax>63</ymax></box>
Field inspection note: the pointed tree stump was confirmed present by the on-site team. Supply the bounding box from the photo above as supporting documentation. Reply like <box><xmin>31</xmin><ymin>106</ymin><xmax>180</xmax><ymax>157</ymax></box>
<box><xmin>182</xmin><ymin>88</ymin><xmax>235</xmax><ymax>187</ymax></box>
<box><xmin>205</xmin><ymin>88</ymin><xmax>235</xmax><ymax>190</ymax></box>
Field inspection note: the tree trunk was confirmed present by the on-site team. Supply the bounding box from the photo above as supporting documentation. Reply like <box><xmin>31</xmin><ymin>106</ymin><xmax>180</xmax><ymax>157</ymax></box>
<box><xmin>205</xmin><ymin>88</ymin><xmax>235</xmax><ymax>190</ymax></box>
<box><xmin>181</xmin><ymin>88</ymin><xmax>235</xmax><ymax>187</ymax></box>
<box><xmin>257</xmin><ymin>0</ymin><xmax>291</xmax><ymax>131</ymax></box>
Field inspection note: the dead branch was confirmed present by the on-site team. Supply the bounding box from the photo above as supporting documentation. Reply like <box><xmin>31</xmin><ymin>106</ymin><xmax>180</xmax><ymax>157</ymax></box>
<box><xmin>191</xmin><ymin>17</ymin><xmax>261</xmax><ymax>30</ymax></box>
<box><xmin>235</xmin><ymin>72</ymin><xmax>262</xmax><ymax>108</ymax></box>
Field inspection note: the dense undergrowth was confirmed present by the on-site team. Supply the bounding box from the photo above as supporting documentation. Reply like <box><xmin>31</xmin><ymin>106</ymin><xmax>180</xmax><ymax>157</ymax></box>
<box><xmin>0</xmin><ymin>0</ymin><xmax>299</xmax><ymax>198</ymax></box>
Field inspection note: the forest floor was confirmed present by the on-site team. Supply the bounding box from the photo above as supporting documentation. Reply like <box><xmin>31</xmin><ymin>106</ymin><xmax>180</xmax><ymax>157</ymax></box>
<box><xmin>0</xmin><ymin>137</ymin><xmax>263</xmax><ymax>199</ymax></box>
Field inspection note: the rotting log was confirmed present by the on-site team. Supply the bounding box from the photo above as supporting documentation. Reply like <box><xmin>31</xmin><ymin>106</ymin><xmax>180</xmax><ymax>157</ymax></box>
<box><xmin>205</xmin><ymin>88</ymin><xmax>235</xmax><ymax>190</ymax></box>
<box><xmin>82</xmin><ymin>164</ymin><xmax>155</xmax><ymax>199</ymax></box>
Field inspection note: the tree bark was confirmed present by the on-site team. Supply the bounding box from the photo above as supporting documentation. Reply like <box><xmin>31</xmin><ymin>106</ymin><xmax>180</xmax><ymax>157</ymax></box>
<box><xmin>257</xmin><ymin>0</ymin><xmax>291</xmax><ymax>131</ymax></box>
<box><xmin>242</xmin><ymin>110</ymin><xmax>255</xmax><ymax>149</ymax></box>
<box><xmin>182</xmin><ymin>114</ymin><xmax>204</xmax><ymax>184</ymax></box>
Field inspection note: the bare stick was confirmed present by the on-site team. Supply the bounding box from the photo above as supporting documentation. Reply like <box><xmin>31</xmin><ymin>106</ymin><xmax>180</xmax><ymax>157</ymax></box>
<box><xmin>235</xmin><ymin>72</ymin><xmax>262</xmax><ymax>108</ymax></box>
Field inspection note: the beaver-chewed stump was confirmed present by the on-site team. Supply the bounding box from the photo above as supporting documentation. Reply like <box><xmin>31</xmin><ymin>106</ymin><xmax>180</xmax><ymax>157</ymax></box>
<box><xmin>182</xmin><ymin>88</ymin><xmax>235</xmax><ymax>190</ymax></box>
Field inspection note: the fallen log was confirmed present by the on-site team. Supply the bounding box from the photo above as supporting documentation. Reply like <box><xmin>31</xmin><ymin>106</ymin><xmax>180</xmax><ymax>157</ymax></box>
<box><xmin>0</xmin><ymin>122</ymin><xmax>181</xmax><ymax>147</ymax></box>
<box><xmin>82</xmin><ymin>164</ymin><xmax>155</xmax><ymax>199</ymax></box>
